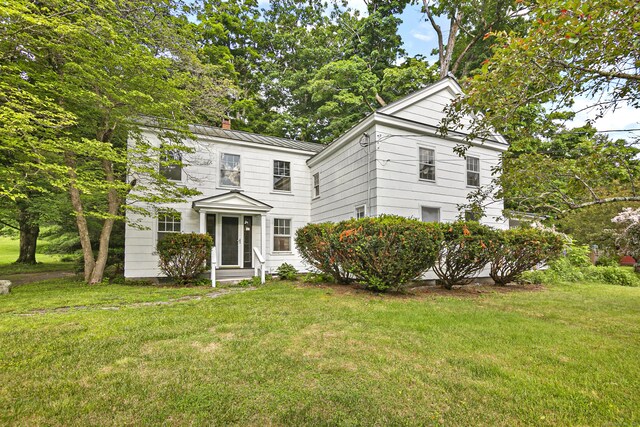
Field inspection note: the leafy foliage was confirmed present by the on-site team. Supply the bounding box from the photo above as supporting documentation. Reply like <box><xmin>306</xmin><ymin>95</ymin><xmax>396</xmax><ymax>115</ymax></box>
<box><xmin>295</xmin><ymin>223</ymin><xmax>353</xmax><ymax>284</ymax></box>
<box><xmin>276</xmin><ymin>263</ymin><xmax>298</xmax><ymax>281</ymax></box>
<box><xmin>489</xmin><ymin>228</ymin><xmax>565</xmax><ymax>285</ymax></box>
<box><xmin>334</xmin><ymin>215</ymin><xmax>443</xmax><ymax>292</ymax></box>
<box><xmin>156</xmin><ymin>233</ymin><xmax>213</xmax><ymax>285</ymax></box>
<box><xmin>433</xmin><ymin>221</ymin><xmax>494</xmax><ymax>289</ymax></box>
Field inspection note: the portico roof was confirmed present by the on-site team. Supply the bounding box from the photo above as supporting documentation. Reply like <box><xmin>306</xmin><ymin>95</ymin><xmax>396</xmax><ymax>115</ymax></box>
<box><xmin>192</xmin><ymin>191</ymin><xmax>273</xmax><ymax>214</ymax></box>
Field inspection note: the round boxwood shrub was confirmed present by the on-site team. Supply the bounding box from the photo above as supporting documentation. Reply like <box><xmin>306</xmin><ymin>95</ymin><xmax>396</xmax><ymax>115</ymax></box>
<box><xmin>156</xmin><ymin>233</ymin><xmax>213</xmax><ymax>285</ymax></box>
<box><xmin>433</xmin><ymin>221</ymin><xmax>494</xmax><ymax>289</ymax></box>
<box><xmin>295</xmin><ymin>222</ymin><xmax>354</xmax><ymax>284</ymax></box>
<box><xmin>334</xmin><ymin>215</ymin><xmax>443</xmax><ymax>292</ymax></box>
<box><xmin>488</xmin><ymin>228</ymin><xmax>564</xmax><ymax>285</ymax></box>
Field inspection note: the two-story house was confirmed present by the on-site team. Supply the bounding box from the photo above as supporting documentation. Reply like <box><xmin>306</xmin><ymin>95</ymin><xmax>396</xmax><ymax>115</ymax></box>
<box><xmin>124</xmin><ymin>78</ymin><xmax>508</xmax><ymax>280</ymax></box>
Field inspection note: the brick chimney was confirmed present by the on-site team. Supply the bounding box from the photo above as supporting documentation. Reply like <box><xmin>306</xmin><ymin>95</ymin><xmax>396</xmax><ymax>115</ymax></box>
<box><xmin>221</xmin><ymin>118</ymin><xmax>231</xmax><ymax>130</ymax></box>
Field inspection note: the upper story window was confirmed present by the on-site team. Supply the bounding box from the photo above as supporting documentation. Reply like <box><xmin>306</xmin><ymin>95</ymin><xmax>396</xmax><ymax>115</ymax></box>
<box><xmin>220</xmin><ymin>153</ymin><xmax>241</xmax><ymax>187</ymax></box>
<box><xmin>421</xmin><ymin>206</ymin><xmax>440</xmax><ymax>223</ymax></box>
<box><xmin>355</xmin><ymin>205</ymin><xmax>366</xmax><ymax>219</ymax></box>
<box><xmin>273</xmin><ymin>160</ymin><xmax>291</xmax><ymax>192</ymax></box>
<box><xmin>419</xmin><ymin>147</ymin><xmax>436</xmax><ymax>181</ymax></box>
<box><xmin>465</xmin><ymin>210</ymin><xmax>480</xmax><ymax>221</ymax></box>
<box><xmin>157</xmin><ymin>211</ymin><xmax>181</xmax><ymax>242</ymax></box>
<box><xmin>273</xmin><ymin>218</ymin><xmax>291</xmax><ymax>252</ymax></box>
<box><xmin>466</xmin><ymin>156</ymin><xmax>480</xmax><ymax>187</ymax></box>
<box><xmin>313</xmin><ymin>172</ymin><xmax>320</xmax><ymax>197</ymax></box>
<box><xmin>159</xmin><ymin>148</ymin><xmax>182</xmax><ymax>181</ymax></box>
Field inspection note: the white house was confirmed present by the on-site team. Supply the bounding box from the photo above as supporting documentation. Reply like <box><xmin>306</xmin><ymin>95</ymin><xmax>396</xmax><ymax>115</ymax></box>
<box><xmin>124</xmin><ymin>77</ymin><xmax>509</xmax><ymax>280</ymax></box>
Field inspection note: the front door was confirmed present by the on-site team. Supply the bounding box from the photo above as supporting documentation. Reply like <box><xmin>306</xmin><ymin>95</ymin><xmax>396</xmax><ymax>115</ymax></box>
<box><xmin>243</xmin><ymin>216</ymin><xmax>253</xmax><ymax>268</ymax></box>
<box><xmin>221</xmin><ymin>216</ymin><xmax>240</xmax><ymax>266</ymax></box>
<box><xmin>206</xmin><ymin>214</ymin><xmax>216</xmax><ymax>268</ymax></box>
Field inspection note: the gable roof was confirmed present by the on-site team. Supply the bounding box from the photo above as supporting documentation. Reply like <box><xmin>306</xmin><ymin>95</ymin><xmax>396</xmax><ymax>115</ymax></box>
<box><xmin>192</xmin><ymin>191</ymin><xmax>273</xmax><ymax>213</ymax></box>
<box><xmin>377</xmin><ymin>77</ymin><xmax>463</xmax><ymax>115</ymax></box>
<box><xmin>189</xmin><ymin>123</ymin><xmax>326</xmax><ymax>154</ymax></box>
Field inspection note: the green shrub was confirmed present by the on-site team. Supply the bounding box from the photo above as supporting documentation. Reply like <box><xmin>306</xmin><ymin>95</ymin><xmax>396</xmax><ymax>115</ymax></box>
<box><xmin>595</xmin><ymin>255</ymin><xmax>619</xmax><ymax>267</ymax></box>
<box><xmin>295</xmin><ymin>223</ymin><xmax>354</xmax><ymax>284</ymax></box>
<box><xmin>156</xmin><ymin>233</ymin><xmax>213</xmax><ymax>285</ymax></box>
<box><xmin>585</xmin><ymin>266</ymin><xmax>640</xmax><ymax>287</ymax></box>
<box><xmin>276</xmin><ymin>263</ymin><xmax>298</xmax><ymax>280</ymax></box>
<box><xmin>489</xmin><ymin>228</ymin><xmax>564</xmax><ymax>285</ymax></box>
<box><xmin>236</xmin><ymin>276</ymin><xmax>262</xmax><ymax>287</ymax></box>
<box><xmin>334</xmin><ymin>215</ymin><xmax>443</xmax><ymax>292</ymax></box>
<box><xmin>303</xmin><ymin>272</ymin><xmax>335</xmax><ymax>284</ymax></box>
<box><xmin>433</xmin><ymin>221</ymin><xmax>494</xmax><ymax>289</ymax></box>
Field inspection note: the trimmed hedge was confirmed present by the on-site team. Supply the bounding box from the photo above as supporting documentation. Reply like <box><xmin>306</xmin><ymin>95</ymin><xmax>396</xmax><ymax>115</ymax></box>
<box><xmin>297</xmin><ymin>215</ymin><xmax>442</xmax><ymax>292</ymax></box>
<box><xmin>433</xmin><ymin>221</ymin><xmax>493</xmax><ymax>289</ymax></box>
<box><xmin>156</xmin><ymin>233</ymin><xmax>213</xmax><ymax>284</ymax></box>
<box><xmin>295</xmin><ymin>222</ymin><xmax>354</xmax><ymax>284</ymax></box>
<box><xmin>489</xmin><ymin>228</ymin><xmax>564</xmax><ymax>285</ymax></box>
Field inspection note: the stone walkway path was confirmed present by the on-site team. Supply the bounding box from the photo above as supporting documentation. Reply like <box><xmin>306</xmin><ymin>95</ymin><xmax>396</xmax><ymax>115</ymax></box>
<box><xmin>13</xmin><ymin>286</ymin><xmax>257</xmax><ymax>316</ymax></box>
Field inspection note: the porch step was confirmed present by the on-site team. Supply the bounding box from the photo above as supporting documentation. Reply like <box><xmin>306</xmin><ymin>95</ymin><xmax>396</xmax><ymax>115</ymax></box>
<box><xmin>209</xmin><ymin>268</ymin><xmax>255</xmax><ymax>283</ymax></box>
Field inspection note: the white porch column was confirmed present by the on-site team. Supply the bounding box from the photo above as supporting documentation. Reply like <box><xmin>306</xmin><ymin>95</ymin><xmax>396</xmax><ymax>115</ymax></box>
<box><xmin>261</xmin><ymin>213</ymin><xmax>267</xmax><ymax>264</ymax></box>
<box><xmin>199</xmin><ymin>211</ymin><xmax>206</xmax><ymax>234</ymax></box>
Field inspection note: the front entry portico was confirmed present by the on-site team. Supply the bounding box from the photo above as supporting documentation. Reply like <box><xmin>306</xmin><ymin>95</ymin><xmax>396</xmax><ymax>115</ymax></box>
<box><xmin>192</xmin><ymin>191</ymin><xmax>272</xmax><ymax>270</ymax></box>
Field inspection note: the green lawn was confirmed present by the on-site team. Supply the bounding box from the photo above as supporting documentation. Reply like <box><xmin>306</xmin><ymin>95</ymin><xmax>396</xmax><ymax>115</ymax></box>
<box><xmin>0</xmin><ymin>236</ymin><xmax>73</xmax><ymax>275</ymax></box>
<box><xmin>1</xmin><ymin>279</ymin><xmax>639</xmax><ymax>426</ymax></box>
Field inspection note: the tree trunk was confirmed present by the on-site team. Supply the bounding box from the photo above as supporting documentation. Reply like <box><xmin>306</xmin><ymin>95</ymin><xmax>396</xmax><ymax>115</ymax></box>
<box><xmin>15</xmin><ymin>202</ymin><xmax>40</xmax><ymax>264</ymax></box>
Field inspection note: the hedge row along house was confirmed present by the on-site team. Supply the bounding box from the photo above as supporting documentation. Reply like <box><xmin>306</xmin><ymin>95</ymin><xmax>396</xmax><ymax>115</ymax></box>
<box><xmin>124</xmin><ymin>77</ymin><xmax>509</xmax><ymax>280</ymax></box>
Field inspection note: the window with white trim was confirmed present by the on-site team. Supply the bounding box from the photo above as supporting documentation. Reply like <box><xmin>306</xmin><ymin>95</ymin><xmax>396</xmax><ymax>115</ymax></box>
<box><xmin>157</xmin><ymin>211</ymin><xmax>181</xmax><ymax>242</ymax></box>
<box><xmin>313</xmin><ymin>172</ymin><xmax>320</xmax><ymax>197</ymax></box>
<box><xmin>273</xmin><ymin>160</ymin><xmax>291</xmax><ymax>192</ymax></box>
<box><xmin>465</xmin><ymin>210</ymin><xmax>480</xmax><ymax>221</ymax></box>
<box><xmin>159</xmin><ymin>148</ymin><xmax>182</xmax><ymax>181</ymax></box>
<box><xmin>466</xmin><ymin>156</ymin><xmax>480</xmax><ymax>187</ymax></box>
<box><xmin>273</xmin><ymin>218</ymin><xmax>291</xmax><ymax>252</ymax></box>
<box><xmin>419</xmin><ymin>147</ymin><xmax>436</xmax><ymax>181</ymax></box>
<box><xmin>355</xmin><ymin>205</ymin><xmax>366</xmax><ymax>219</ymax></box>
<box><xmin>421</xmin><ymin>207</ymin><xmax>440</xmax><ymax>223</ymax></box>
<box><xmin>220</xmin><ymin>153</ymin><xmax>241</xmax><ymax>187</ymax></box>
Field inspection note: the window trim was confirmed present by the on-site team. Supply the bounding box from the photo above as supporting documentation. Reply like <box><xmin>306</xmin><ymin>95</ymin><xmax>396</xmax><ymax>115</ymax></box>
<box><xmin>273</xmin><ymin>160</ymin><xmax>292</xmax><ymax>193</ymax></box>
<box><xmin>466</xmin><ymin>155</ymin><xmax>480</xmax><ymax>187</ymax></box>
<box><xmin>355</xmin><ymin>205</ymin><xmax>366</xmax><ymax>219</ymax></box>
<box><xmin>272</xmin><ymin>217</ymin><xmax>292</xmax><ymax>253</ymax></box>
<box><xmin>312</xmin><ymin>172</ymin><xmax>320</xmax><ymax>198</ymax></box>
<box><xmin>418</xmin><ymin>146</ymin><xmax>436</xmax><ymax>182</ymax></box>
<box><xmin>219</xmin><ymin>152</ymin><xmax>242</xmax><ymax>188</ymax></box>
<box><xmin>156</xmin><ymin>210</ymin><xmax>182</xmax><ymax>244</ymax></box>
<box><xmin>420</xmin><ymin>206</ymin><xmax>441</xmax><ymax>223</ymax></box>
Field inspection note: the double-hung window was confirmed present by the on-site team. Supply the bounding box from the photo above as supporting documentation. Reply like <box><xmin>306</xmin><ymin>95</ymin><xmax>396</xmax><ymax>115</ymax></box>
<box><xmin>419</xmin><ymin>147</ymin><xmax>436</xmax><ymax>181</ymax></box>
<box><xmin>355</xmin><ymin>205</ymin><xmax>366</xmax><ymax>219</ymax></box>
<box><xmin>466</xmin><ymin>156</ymin><xmax>480</xmax><ymax>187</ymax></box>
<box><xmin>159</xmin><ymin>148</ymin><xmax>182</xmax><ymax>181</ymax></box>
<box><xmin>273</xmin><ymin>219</ymin><xmax>291</xmax><ymax>252</ymax></box>
<box><xmin>157</xmin><ymin>211</ymin><xmax>181</xmax><ymax>242</ymax></box>
<box><xmin>220</xmin><ymin>153</ymin><xmax>241</xmax><ymax>187</ymax></box>
<box><xmin>313</xmin><ymin>173</ymin><xmax>320</xmax><ymax>197</ymax></box>
<box><xmin>273</xmin><ymin>160</ymin><xmax>291</xmax><ymax>192</ymax></box>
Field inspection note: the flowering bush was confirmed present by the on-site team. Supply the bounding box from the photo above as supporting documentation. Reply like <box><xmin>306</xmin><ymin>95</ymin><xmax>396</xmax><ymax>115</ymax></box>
<box><xmin>488</xmin><ymin>228</ymin><xmax>564</xmax><ymax>285</ymax></box>
<box><xmin>333</xmin><ymin>215</ymin><xmax>443</xmax><ymax>292</ymax></box>
<box><xmin>612</xmin><ymin>207</ymin><xmax>640</xmax><ymax>261</ymax></box>
<box><xmin>156</xmin><ymin>233</ymin><xmax>213</xmax><ymax>284</ymax></box>
<box><xmin>295</xmin><ymin>222</ymin><xmax>354</xmax><ymax>284</ymax></box>
<box><xmin>433</xmin><ymin>221</ymin><xmax>494</xmax><ymax>289</ymax></box>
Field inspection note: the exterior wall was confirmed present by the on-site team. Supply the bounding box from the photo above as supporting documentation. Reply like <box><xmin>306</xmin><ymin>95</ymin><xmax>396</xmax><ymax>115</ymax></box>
<box><xmin>309</xmin><ymin>123</ymin><xmax>377</xmax><ymax>223</ymax></box>
<box><xmin>373</xmin><ymin>123</ymin><xmax>507</xmax><ymax>229</ymax></box>
<box><xmin>124</xmin><ymin>130</ymin><xmax>315</xmax><ymax>278</ymax></box>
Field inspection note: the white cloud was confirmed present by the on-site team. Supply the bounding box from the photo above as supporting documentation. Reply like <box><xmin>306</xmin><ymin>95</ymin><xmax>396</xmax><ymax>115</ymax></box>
<box><xmin>566</xmin><ymin>96</ymin><xmax>640</xmax><ymax>140</ymax></box>
<box><xmin>412</xmin><ymin>31</ymin><xmax>432</xmax><ymax>42</ymax></box>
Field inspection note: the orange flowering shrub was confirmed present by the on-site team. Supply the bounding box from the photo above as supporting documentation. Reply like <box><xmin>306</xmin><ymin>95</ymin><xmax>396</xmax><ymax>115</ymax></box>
<box><xmin>433</xmin><ymin>221</ymin><xmax>494</xmax><ymax>289</ymax></box>
<box><xmin>488</xmin><ymin>228</ymin><xmax>564</xmax><ymax>285</ymax></box>
<box><xmin>295</xmin><ymin>223</ymin><xmax>354</xmax><ymax>284</ymax></box>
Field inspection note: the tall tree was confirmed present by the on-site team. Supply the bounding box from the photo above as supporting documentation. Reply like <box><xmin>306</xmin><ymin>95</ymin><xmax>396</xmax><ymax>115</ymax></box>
<box><xmin>3</xmin><ymin>0</ymin><xmax>229</xmax><ymax>282</ymax></box>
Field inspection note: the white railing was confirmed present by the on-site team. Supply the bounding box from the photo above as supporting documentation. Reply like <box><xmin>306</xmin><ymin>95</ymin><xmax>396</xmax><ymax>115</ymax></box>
<box><xmin>253</xmin><ymin>246</ymin><xmax>266</xmax><ymax>284</ymax></box>
<box><xmin>210</xmin><ymin>246</ymin><xmax>217</xmax><ymax>287</ymax></box>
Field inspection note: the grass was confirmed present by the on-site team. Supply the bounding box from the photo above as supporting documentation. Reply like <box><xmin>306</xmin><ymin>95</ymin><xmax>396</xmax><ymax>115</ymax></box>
<box><xmin>0</xmin><ymin>236</ymin><xmax>73</xmax><ymax>276</ymax></box>
<box><xmin>1</xmin><ymin>279</ymin><xmax>639</xmax><ymax>425</ymax></box>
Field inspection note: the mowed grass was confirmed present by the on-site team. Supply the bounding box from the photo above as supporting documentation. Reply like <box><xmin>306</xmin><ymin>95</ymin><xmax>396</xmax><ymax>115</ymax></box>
<box><xmin>1</xmin><ymin>279</ymin><xmax>639</xmax><ymax>426</ymax></box>
<box><xmin>0</xmin><ymin>237</ymin><xmax>73</xmax><ymax>275</ymax></box>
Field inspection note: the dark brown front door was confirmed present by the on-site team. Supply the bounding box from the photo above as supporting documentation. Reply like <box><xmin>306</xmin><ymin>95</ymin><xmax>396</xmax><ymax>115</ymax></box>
<box><xmin>221</xmin><ymin>216</ymin><xmax>239</xmax><ymax>266</ymax></box>
<box><xmin>206</xmin><ymin>214</ymin><xmax>216</xmax><ymax>268</ymax></box>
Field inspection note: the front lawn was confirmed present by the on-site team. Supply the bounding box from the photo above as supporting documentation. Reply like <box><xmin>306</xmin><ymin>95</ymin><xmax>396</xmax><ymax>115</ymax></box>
<box><xmin>0</xmin><ymin>237</ymin><xmax>73</xmax><ymax>276</ymax></box>
<box><xmin>1</xmin><ymin>279</ymin><xmax>639</xmax><ymax>425</ymax></box>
